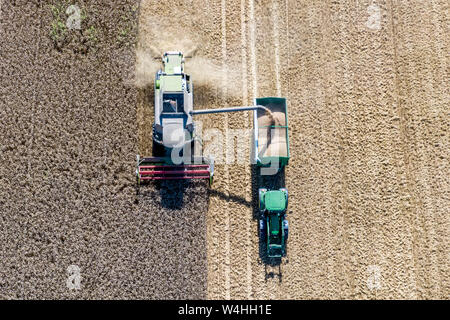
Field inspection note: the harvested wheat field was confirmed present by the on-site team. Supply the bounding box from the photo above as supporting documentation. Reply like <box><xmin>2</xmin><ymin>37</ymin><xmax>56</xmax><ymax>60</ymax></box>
<box><xmin>0</xmin><ymin>0</ymin><xmax>448</xmax><ymax>300</ymax></box>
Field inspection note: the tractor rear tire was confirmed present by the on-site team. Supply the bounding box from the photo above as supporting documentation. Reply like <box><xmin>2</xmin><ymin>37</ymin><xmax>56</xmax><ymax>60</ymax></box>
<box><xmin>259</xmin><ymin>219</ymin><xmax>266</xmax><ymax>241</ymax></box>
<box><xmin>283</xmin><ymin>219</ymin><xmax>289</xmax><ymax>240</ymax></box>
<box><xmin>258</xmin><ymin>188</ymin><xmax>267</xmax><ymax>211</ymax></box>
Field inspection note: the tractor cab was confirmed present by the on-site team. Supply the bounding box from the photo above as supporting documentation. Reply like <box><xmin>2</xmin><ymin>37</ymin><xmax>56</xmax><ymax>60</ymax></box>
<box><xmin>259</xmin><ymin>188</ymin><xmax>289</xmax><ymax>258</ymax></box>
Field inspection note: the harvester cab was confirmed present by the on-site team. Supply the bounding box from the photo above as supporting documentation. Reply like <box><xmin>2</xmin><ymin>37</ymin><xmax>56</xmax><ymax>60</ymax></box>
<box><xmin>258</xmin><ymin>188</ymin><xmax>289</xmax><ymax>258</ymax></box>
<box><xmin>136</xmin><ymin>51</ymin><xmax>214</xmax><ymax>186</ymax></box>
<box><xmin>154</xmin><ymin>51</ymin><xmax>193</xmax><ymax>151</ymax></box>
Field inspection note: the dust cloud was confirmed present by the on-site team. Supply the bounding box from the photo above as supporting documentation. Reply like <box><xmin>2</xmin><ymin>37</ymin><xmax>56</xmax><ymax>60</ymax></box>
<box><xmin>134</xmin><ymin>15</ymin><xmax>240</xmax><ymax>97</ymax></box>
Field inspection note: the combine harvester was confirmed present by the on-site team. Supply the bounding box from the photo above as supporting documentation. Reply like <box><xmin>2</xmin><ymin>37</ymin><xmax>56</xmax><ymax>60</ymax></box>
<box><xmin>136</xmin><ymin>51</ymin><xmax>290</xmax><ymax>261</ymax></box>
<box><xmin>136</xmin><ymin>52</ymin><xmax>288</xmax><ymax>184</ymax></box>
<box><xmin>136</xmin><ymin>52</ymin><xmax>215</xmax><ymax>186</ymax></box>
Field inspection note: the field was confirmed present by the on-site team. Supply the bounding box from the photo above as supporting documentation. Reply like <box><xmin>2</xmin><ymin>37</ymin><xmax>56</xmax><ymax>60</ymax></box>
<box><xmin>0</xmin><ymin>0</ymin><xmax>448</xmax><ymax>299</ymax></box>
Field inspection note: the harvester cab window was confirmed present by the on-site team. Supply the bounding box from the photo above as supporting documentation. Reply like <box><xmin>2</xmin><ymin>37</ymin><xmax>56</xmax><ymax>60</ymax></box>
<box><xmin>162</xmin><ymin>93</ymin><xmax>184</xmax><ymax>113</ymax></box>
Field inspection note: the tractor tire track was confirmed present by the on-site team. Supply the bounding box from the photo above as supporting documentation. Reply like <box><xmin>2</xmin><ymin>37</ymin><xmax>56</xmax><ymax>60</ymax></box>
<box><xmin>222</xmin><ymin>0</ymin><xmax>252</xmax><ymax>300</ymax></box>
<box><xmin>202</xmin><ymin>0</ymin><xmax>232</xmax><ymax>299</ymax></box>
<box><xmin>240</xmin><ymin>0</ymin><xmax>254</xmax><ymax>299</ymax></box>
<box><xmin>390</xmin><ymin>0</ymin><xmax>449</xmax><ymax>298</ymax></box>
<box><xmin>220</xmin><ymin>0</ymin><xmax>231</xmax><ymax>300</ymax></box>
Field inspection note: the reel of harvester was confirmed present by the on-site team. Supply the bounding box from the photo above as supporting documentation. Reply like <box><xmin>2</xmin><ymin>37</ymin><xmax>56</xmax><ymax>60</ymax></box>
<box><xmin>136</xmin><ymin>155</ymin><xmax>214</xmax><ymax>186</ymax></box>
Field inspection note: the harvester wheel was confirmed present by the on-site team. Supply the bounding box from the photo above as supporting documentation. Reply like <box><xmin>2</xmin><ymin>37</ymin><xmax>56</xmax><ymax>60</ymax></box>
<box><xmin>209</xmin><ymin>175</ymin><xmax>214</xmax><ymax>187</ymax></box>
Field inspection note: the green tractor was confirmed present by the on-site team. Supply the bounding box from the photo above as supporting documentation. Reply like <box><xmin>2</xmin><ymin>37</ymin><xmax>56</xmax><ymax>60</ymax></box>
<box><xmin>259</xmin><ymin>188</ymin><xmax>289</xmax><ymax>258</ymax></box>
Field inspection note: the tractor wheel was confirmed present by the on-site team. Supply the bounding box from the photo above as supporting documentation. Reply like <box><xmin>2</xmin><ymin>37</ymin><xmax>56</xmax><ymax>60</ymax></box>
<box><xmin>280</xmin><ymin>188</ymin><xmax>288</xmax><ymax>208</ymax></box>
<box><xmin>258</xmin><ymin>188</ymin><xmax>267</xmax><ymax>211</ymax></box>
<box><xmin>259</xmin><ymin>219</ymin><xmax>266</xmax><ymax>241</ymax></box>
<box><xmin>283</xmin><ymin>219</ymin><xmax>289</xmax><ymax>240</ymax></box>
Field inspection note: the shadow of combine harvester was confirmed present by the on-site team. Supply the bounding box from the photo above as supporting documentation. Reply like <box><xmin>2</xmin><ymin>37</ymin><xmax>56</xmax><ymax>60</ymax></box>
<box><xmin>157</xmin><ymin>180</ymin><xmax>192</xmax><ymax>210</ymax></box>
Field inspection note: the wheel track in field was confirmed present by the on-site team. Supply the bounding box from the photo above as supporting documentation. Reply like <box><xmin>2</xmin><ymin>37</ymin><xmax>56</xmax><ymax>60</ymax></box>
<box><xmin>390</xmin><ymin>0</ymin><xmax>448</xmax><ymax>297</ymax></box>
<box><xmin>333</xmin><ymin>0</ymin><xmax>355</xmax><ymax>298</ymax></box>
<box><xmin>271</xmin><ymin>0</ymin><xmax>282</xmax><ymax>97</ymax></box>
<box><xmin>220</xmin><ymin>0</ymin><xmax>255</xmax><ymax>299</ymax></box>
<box><xmin>203</xmin><ymin>0</ymin><xmax>235</xmax><ymax>299</ymax></box>
<box><xmin>240</xmin><ymin>0</ymin><xmax>253</xmax><ymax>299</ymax></box>
<box><xmin>220</xmin><ymin>0</ymin><xmax>231</xmax><ymax>299</ymax></box>
<box><xmin>387</xmin><ymin>0</ymin><xmax>420</xmax><ymax>296</ymax></box>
